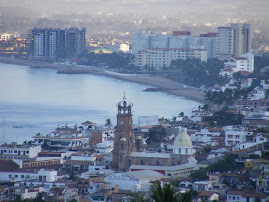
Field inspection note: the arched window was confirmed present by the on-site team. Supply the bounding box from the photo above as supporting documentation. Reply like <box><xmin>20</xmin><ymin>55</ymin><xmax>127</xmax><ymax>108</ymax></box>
<box><xmin>157</xmin><ymin>161</ymin><xmax>159</xmax><ymax>166</ymax></box>
<box><xmin>141</xmin><ymin>160</ymin><xmax>144</xmax><ymax>165</ymax></box>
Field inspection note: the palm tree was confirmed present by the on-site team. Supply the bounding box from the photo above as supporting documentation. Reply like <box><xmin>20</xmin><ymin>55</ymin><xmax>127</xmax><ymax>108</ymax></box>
<box><xmin>105</xmin><ymin>118</ymin><xmax>112</xmax><ymax>129</ymax></box>
<box><xmin>149</xmin><ymin>181</ymin><xmax>196</xmax><ymax>202</ymax></box>
<box><xmin>149</xmin><ymin>181</ymin><xmax>180</xmax><ymax>202</ymax></box>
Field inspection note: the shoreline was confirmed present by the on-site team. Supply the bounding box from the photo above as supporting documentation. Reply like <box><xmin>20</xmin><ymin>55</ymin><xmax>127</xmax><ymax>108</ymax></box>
<box><xmin>0</xmin><ymin>56</ymin><xmax>205</xmax><ymax>103</ymax></box>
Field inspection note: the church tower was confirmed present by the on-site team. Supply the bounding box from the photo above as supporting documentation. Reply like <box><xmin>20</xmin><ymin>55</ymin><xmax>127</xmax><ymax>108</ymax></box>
<box><xmin>112</xmin><ymin>95</ymin><xmax>134</xmax><ymax>171</ymax></box>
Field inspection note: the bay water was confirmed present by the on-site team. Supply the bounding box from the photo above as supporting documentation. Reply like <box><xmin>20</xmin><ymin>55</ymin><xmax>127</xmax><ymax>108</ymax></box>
<box><xmin>0</xmin><ymin>63</ymin><xmax>200</xmax><ymax>144</ymax></box>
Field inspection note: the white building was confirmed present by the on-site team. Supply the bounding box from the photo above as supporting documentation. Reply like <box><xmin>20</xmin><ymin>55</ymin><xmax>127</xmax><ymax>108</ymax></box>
<box><xmin>226</xmin><ymin>190</ymin><xmax>268</xmax><ymax>202</ymax></box>
<box><xmin>108</xmin><ymin>43</ymin><xmax>130</xmax><ymax>53</ymax></box>
<box><xmin>132</xmin><ymin>30</ymin><xmax>216</xmax><ymax>59</ymax></box>
<box><xmin>0</xmin><ymin>33</ymin><xmax>14</xmax><ymax>41</ymax></box>
<box><xmin>217</xmin><ymin>24</ymin><xmax>251</xmax><ymax>60</ymax></box>
<box><xmin>234</xmin><ymin>134</ymin><xmax>268</xmax><ymax>150</ymax></box>
<box><xmin>135</xmin><ymin>48</ymin><xmax>207</xmax><ymax>69</ymax></box>
<box><xmin>32</xmin><ymin>131</ymin><xmax>89</xmax><ymax>150</ymax></box>
<box><xmin>95</xmin><ymin>141</ymin><xmax>113</xmax><ymax>154</ymax></box>
<box><xmin>220</xmin><ymin>53</ymin><xmax>254</xmax><ymax>77</ymax></box>
<box><xmin>0</xmin><ymin>143</ymin><xmax>41</xmax><ymax>159</ymax></box>
<box><xmin>224</xmin><ymin>126</ymin><xmax>253</xmax><ymax>147</ymax></box>
<box><xmin>104</xmin><ymin>170</ymin><xmax>165</xmax><ymax>192</ymax></box>
<box><xmin>0</xmin><ymin>169</ymin><xmax>58</xmax><ymax>182</ymax></box>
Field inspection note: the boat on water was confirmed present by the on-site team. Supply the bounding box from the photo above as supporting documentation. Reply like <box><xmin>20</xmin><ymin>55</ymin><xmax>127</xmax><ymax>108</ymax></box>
<box><xmin>13</xmin><ymin>126</ymin><xmax>23</xmax><ymax>128</ymax></box>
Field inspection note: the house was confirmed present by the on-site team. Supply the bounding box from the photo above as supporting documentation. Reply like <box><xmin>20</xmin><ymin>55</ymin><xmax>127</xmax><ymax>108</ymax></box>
<box><xmin>193</xmin><ymin>181</ymin><xmax>214</xmax><ymax>191</ymax></box>
<box><xmin>0</xmin><ymin>143</ymin><xmax>41</xmax><ymax>159</ymax></box>
<box><xmin>227</xmin><ymin>190</ymin><xmax>269</xmax><ymax>202</ymax></box>
<box><xmin>220</xmin><ymin>53</ymin><xmax>254</xmax><ymax>77</ymax></box>
<box><xmin>178</xmin><ymin>179</ymin><xmax>194</xmax><ymax>188</ymax></box>
<box><xmin>197</xmin><ymin>191</ymin><xmax>219</xmax><ymax>201</ymax></box>
<box><xmin>104</xmin><ymin>170</ymin><xmax>165</xmax><ymax>192</ymax></box>
<box><xmin>32</xmin><ymin>130</ymin><xmax>89</xmax><ymax>150</ymax></box>
<box><xmin>0</xmin><ymin>169</ymin><xmax>58</xmax><ymax>182</ymax></box>
<box><xmin>224</xmin><ymin>126</ymin><xmax>253</xmax><ymax>148</ymax></box>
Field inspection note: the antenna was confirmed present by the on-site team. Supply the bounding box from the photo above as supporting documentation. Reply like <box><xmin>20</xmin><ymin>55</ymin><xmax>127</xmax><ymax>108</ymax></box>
<box><xmin>2</xmin><ymin>114</ymin><xmax>5</xmax><ymax>144</ymax></box>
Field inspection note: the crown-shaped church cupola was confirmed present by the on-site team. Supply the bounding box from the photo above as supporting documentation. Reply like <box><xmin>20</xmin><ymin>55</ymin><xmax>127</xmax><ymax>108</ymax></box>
<box><xmin>117</xmin><ymin>94</ymin><xmax>133</xmax><ymax>115</ymax></box>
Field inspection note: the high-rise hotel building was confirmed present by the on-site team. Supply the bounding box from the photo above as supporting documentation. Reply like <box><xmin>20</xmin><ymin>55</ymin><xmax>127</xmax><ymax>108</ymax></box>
<box><xmin>28</xmin><ymin>27</ymin><xmax>86</xmax><ymax>60</ymax></box>
<box><xmin>132</xmin><ymin>30</ymin><xmax>217</xmax><ymax>59</ymax></box>
<box><xmin>217</xmin><ymin>23</ymin><xmax>251</xmax><ymax>60</ymax></box>
<box><xmin>132</xmin><ymin>30</ymin><xmax>215</xmax><ymax>69</ymax></box>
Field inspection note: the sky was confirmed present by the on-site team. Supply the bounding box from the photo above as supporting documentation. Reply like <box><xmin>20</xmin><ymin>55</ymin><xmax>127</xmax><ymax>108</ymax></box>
<box><xmin>1</xmin><ymin>0</ymin><xmax>268</xmax><ymax>18</ymax></box>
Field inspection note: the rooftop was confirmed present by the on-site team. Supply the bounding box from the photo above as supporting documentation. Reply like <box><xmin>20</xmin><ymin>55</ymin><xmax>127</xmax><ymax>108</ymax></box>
<box><xmin>130</xmin><ymin>152</ymin><xmax>171</xmax><ymax>158</ymax></box>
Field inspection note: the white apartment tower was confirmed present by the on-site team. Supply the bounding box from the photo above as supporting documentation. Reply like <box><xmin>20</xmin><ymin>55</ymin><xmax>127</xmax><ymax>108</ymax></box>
<box><xmin>217</xmin><ymin>23</ymin><xmax>251</xmax><ymax>60</ymax></box>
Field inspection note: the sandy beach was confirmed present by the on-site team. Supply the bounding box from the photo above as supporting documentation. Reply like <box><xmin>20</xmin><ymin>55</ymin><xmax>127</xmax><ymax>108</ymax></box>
<box><xmin>0</xmin><ymin>56</ymin><xmax>205</xmax><ymax>103</ymax></box>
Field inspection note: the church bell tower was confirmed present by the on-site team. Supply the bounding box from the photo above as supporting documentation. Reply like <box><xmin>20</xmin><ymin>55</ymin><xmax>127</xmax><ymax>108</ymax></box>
<box><xmin>112</xmin><ymin>95</ymin><xmax>134</xmax><ymax>171</ymax></box>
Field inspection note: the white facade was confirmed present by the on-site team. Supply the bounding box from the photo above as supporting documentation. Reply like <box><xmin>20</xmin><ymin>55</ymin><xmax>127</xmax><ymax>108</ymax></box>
<box><xmin>0</xmin><ymin>33</ymin><xmax>13</xmax><ymax>41</ymax></box>
<box><xmin>108</xmin><ymin>43</ymin><xmax>130</xmax><ymax>53</ymax></box>
<box><xmin>95</xmin><ymin>141</ymin><xmax>113</xmax><ymax>154</ymax></box>
<box><xmin>194</xmin><ymin>181</ymin><xmax>214</xmax><ymax>191</ymax></box>
<box><xmin>0</xmin><ymin>169</ymin><xmax>57</xmax><ymax>182</ymax></box>
<box><xmin>49</xmin><ymin>31</ymin><xmax>57</xmax><ymax>60</ymax></box>
<box><xmin>224</xmin><ymin>126</ymin><xmax>252</xmax><ymax>147</ymax></box>
<box><xmin>32</xmin><ymin>133</ymin><xmax>89</xmax><ymax>149</ymax></box>
<box><xmin>135</xmin><ymin>48</ymin><xmax>207</xmax><ymax>69</ymax></box>
<box><xmin>101</xmin><ymin>129</ymin><xmax>114</xmax><ymax>142</ymax></box>
<box><xmin>220</xmin><ymin>53</ymin><xmax>254</xmax><ymax>77</ymax></box>
<box><xmin>217</xmin><ymin>24</ymin><xmax>251</xmax><ymax>60</ymax></box>
<box><xmin>132</xmin><ymin>30</ymin><xmax>216</xmax><ymax>59</ymax></box>
<box><xmin>34</xmin><ymin>32</ymin><xmax>44</xmax><ymax>59</ymax></box>
<box><xmin>189</xmin><ymin>128</ymin><xmax>222</xmax><ymax>146</ymax></box>
<box><xmin>234</xmin><ymin>134</ymin><xmax>268</xmax><ymax>150</ymax></box>
<box><xmin>0</xmin><ymin>144</ymin><xmax>41</xmax><ymax>159</ymax></box>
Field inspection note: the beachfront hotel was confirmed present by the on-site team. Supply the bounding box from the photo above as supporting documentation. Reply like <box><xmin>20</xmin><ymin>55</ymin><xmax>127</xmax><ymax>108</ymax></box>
<box><xmin>135</xmin><ymin>48</ymin><xmax>207</xmax><ymax>69</ymax></box>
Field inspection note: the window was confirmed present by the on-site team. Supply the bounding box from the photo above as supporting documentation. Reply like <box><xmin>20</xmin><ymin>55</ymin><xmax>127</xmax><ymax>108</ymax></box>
<box><xmin>141</xmin><ymin>160</ymin><xmax>144</xmax><ymax>165</ymax></box>
<box><xmin>157</xmin><ymin>161</ymin><xmax>159</xmax><ymax>166</ymax></box>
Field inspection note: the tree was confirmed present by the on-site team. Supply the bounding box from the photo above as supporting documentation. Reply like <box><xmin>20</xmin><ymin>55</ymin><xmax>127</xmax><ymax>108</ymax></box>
<box><xmin>105</xmin><ymin>118</ymin><xmax>112</xmax><ymax>129</ymax></box>
<box><xmin>41</xmin><ymin>142</ymin><xmax>50</xmax><ymax>151</ymax></box>
<box><xmin>149</xmin><ymin>181</ymin><xmax>196</xmax><ymax>202</ymax></box>
<box><xmin>179</xmin><ymin>112</ymin><xmax>184</xmax><ymax>117</ymax></box>
<box><xmin>190</xmin><ymin>168</ymin><xmax>208</xmax><ymax>181</ymax></box>
<box><xmin>146</xmin><ymin>125</ymin><xmax>167</xmax><ymax>144</ymax></box>
<box><xmin>149</xmin><ymin>181</ymin><xmax>180</xmax><ymax>202</ymax></box>
<box><xmin>69</xmin><ymin>169</ymin><xmax>77</xmax><ymax>181</ymax></box>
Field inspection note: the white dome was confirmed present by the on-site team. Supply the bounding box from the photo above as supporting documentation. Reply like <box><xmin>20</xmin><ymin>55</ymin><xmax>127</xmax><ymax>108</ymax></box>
<box><xmin>173</xmin><ymin>128</ymin><xmax>192</xmax><ymax>147</ymax></box>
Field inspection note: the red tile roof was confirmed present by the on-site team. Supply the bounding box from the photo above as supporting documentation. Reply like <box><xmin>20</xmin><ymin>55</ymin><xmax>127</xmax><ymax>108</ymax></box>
<box><xmin>233</xmin><ymin>57</ymin><xmax>248</xmax><ymax>60</ymax></box>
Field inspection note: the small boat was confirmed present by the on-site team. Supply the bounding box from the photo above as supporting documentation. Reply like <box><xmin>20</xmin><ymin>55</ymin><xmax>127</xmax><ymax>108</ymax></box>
<box><xmin>13</xmin><ymin>126</ymin><xmax>23</xmax><ymax>128</ymax></box>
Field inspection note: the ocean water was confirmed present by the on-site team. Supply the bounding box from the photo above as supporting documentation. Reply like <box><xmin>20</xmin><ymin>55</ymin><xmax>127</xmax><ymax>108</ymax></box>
<box><xmin>0</xmin><ymin>63</ymin><xmax>200</xmax><ymax>144</ymax></box>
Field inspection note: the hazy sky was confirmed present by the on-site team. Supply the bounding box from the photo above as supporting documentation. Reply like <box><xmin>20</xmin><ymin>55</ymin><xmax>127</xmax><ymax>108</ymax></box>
<box><xmin>1</xmin><ymin>0</ymin><xmax>269</xmax><ymax>18</ymax></box>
